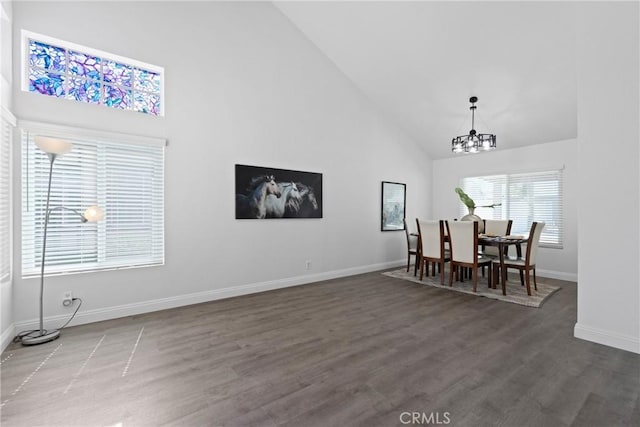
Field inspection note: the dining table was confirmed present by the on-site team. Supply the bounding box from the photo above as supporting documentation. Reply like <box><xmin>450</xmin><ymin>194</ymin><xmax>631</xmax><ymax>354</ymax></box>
<box><xmin>412</xmin><ymin>230</ymin><xmax>528</xmax><ymax>296</ymax></box>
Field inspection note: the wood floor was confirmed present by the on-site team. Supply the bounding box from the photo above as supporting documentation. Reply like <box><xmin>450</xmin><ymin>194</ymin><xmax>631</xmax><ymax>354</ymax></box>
<box><xmin>1</xmin><ymin>269</ymin><xmax>638</xmax><ymax>427</ymax></box>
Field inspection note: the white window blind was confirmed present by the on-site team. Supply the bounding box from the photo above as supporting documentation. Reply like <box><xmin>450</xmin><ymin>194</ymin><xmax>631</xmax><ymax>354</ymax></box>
<box><xmin>21</xmin><ymin>122</ymin><xmax>165</xmax><ymax>277</ymax></box>
<box><xmin>461</xmin><ymin>170</ymin><xmax>563</xmax><ymax>248</ymax></box>
<box><xmin>0</xmin><ymin>109</ymin><xmax>15</xmax><ymax>283</ymax></box>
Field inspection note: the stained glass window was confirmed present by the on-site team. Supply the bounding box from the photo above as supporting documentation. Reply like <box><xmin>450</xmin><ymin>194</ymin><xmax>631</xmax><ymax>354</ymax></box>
<box><xmin>67</xmin><ymin>78</ymin><xmax>101</xmax><ymax>104</ymax></box>
<box><xmin>104</xmin><ymin>60</ymin><xmax>132</xmax><ymax>87</ymax></box>
<box><xmin>24</xmin><ymin>32</ymin><xmax>163</xmax><ymax>116</ymax></box>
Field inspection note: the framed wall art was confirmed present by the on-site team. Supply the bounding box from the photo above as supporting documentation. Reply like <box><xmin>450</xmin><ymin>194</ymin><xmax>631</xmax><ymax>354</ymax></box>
<box><xmin>381</xmin><ymin>181</ymin><xmax>406</xmax><ymax>231</ymax></box>
<box><xmin>235</xmin><ymin>164</ymin><xmax>323</xmax><ymax>219</ymax></box>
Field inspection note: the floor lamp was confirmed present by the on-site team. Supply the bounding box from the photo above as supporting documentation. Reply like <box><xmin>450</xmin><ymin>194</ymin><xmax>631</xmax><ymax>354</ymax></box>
<box><xmin>21</xmin><ymin>136</ymin><xmax>104</xmax><ymax>346</ymax></box>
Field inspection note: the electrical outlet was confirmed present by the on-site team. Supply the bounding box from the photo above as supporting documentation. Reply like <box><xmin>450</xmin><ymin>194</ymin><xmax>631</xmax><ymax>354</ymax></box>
<box><xmin>305</xmin><ymin>260</ymin><xmax>311</xmax><ymax>270</ymax></box>
<box><xmin>62</xmin><ymin>291</ymin><xmax>73</xmax><ymax>307</ymax></box>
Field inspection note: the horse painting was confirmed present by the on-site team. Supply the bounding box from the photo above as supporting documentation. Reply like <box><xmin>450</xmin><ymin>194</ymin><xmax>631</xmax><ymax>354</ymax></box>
<box><xmin>235</xmin><ymin>165</ymin><xmax>322</xmax><ymax>219</ymax></box>
<box><xmin>283</xmin><ymin>182</ymin><xmax>319</xmax><ymax>218</ymax></box>
<box><xmin>235</xmin><ymin>175</ymin><xmax>282</xmax><ymax>219</ymax></box>
<box><xmin>265</xmin><ymin>182</ymin><xmax>303</xmax><ymax>218</ymax></box>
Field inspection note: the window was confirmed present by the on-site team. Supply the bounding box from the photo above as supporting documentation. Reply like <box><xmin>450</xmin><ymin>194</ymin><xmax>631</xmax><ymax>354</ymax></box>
<box><xmin>460</xmin><ymin>170</ymin><xmax>563</xmax><ymax>248</ymax></box>
<box><xmin>21</xmin><ymin>121</ymin><xmax>165</xmax><ymax>277</ymax></box>
<box><xmin>0</xmin><ymin>109</ymin><xmax>15</xmax><ymax>283</ymax></box>
<box><xmin>23</xmin><ymin>30</ymin><xmax>163</xmax><ymax>116</ymax></box>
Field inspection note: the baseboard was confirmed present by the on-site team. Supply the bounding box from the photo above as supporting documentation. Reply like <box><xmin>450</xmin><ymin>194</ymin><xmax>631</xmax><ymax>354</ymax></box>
<box><xmin>14</xmin><ymin>260</ymin><xmax>404</xmax><ymax>332</ymax></box>
<box><xmin>1</xmin><ymin>323</ymin><xmax>16</xmax><ymax>353</ymax></box>
<box><xmin>536</xmin><ymin>268</ymin><xmax>577</xmax><ymax>282</ymax></box>
<box><xmin>574</xmin><ymin>323</ymin><xmax>640</xmax><ymax>354</ymax></box>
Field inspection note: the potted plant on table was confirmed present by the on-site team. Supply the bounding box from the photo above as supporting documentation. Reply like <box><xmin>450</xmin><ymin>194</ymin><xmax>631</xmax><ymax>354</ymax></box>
<box><xmin>455</xmin><ymin>187</ymin><xmax>501</xmax><ymax>233</ymax></box>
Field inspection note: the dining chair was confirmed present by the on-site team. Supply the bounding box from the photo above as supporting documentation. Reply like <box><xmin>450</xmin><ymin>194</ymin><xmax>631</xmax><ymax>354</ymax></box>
<box><xmin>403</xmin><ymin>218</ymin><xmax>419</xmax><ymax>276</ymax></box>
<box><xmin>501</xmin><ymin>222</ymin><xmax>545</xmax><ymax>296</ymax></box>
<box><xmin>416</xmin><ymin>219</ymin><xmax>450</xmax><ymax>285</ymax></box>
<box><xmin>445</xmin><ymin>220</ymin><xmax>492</xmax><ymax>292</ymax></box>
<box><xmin>480</xmin><ymin>219</ymin><xmax>513</xmax><ymax>276</ymax></box>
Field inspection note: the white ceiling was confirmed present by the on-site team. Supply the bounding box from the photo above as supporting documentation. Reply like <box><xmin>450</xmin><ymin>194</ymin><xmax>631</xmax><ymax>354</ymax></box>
<box><xmin>275</xmin><ymin>1</ymin><xmax>578</xmax><ymax>159</ymax></box>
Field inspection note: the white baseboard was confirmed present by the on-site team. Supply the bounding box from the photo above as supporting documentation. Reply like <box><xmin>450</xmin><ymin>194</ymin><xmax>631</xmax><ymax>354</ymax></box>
<box><xmin>14</xmin><ymin>260</ymin><xmax>404</xmax><ymax>332</ymax></box>
<box><xmin>574</xmin><ymin>323</ymin><xmax>640</xmax><ymax>354</ymax></box>
<box><xmin>536</xmin><ymin>268</ymin><xmax>577</xmax><ymax>282</ymax></box>
<box><xmin>1</xmin><ymin>323</ymin><xmax>16</xmax><ymax>353</ymax></box>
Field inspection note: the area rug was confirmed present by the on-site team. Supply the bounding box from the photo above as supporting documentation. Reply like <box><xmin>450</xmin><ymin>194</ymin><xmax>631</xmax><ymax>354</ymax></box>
<box><xmin>383</xmin><ymin>267</ymin><xmax>560</xmax><ymax>308</ymax></box>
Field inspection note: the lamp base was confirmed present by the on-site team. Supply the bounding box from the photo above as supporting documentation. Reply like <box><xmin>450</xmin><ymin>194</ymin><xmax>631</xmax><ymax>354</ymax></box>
<box><xmin>21</xmin><ymin>329</ymin><xmax>61</xmax><ymax>346</ymax></box>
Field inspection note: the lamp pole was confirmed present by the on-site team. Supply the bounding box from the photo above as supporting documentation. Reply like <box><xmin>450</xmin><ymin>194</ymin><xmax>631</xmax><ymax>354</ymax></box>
<box><xmin>21</xmin><ymin>137</ymin><xmax>103</xmax><ymax>346</ymax></box>
<box><xmin>22</xmin><ymin>152</ymin><xmax>63</xmax><ymax>345</ymax></box>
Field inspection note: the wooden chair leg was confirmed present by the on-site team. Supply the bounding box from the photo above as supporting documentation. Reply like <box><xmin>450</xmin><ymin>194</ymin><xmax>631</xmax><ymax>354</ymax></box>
<box><xmin>491</xmin><ymin>264</ymin><xmax>497</xmax><ymax>289</ymax></box>
<box><xmin>419</xmin><ymin>257</ymin><xmax>424</xmax><ymax>280</ymax></box>
<box><xmin>533</xmin><ymin>267</ymin><xmax>538</xmax><ymax>291</ymax></box>
<box><xmin>432</xmin><ymin>262</ymin><xmax>436</xmax><ymax>276</ymax></box>
<box><xmin>472</xmin><ymin>268</ymin><xmax>478</xmax><ymax>293</ymax></box>
<box><xmin>525</xmin><ymin>269</ymin><xmax>532</xmax><ymax>296</ymax></box>
<box><xmin>407</xmin><ymin>254</ymin><xmax>410</xmax><ymax>272</ymax></box>
<box><xmin>487</xmin><ymin>265</ymin><xmax>492</xmax><ymax>288</ymax></box>
<box><xmin>519</xmin><ymin>270</ymin><xmax>524</xmax><ymax>286</ymax></box>
<box><xmin>440</xmin><ymin>262</ymin><xmax>445</xmax><ymax>285</ymax></box>
<box><xmin>414</xmin><ymin>253</ymin><xmax>419</xmax><ymax>276</ymax></box>
<box><xmin>482</xmin><ymin>265</ymin><xmax>485</xmax><ymax>277</ymax></box>
<box><xmin>449</xmin><ymin>264</ymin><xmax>455</xmax><ymax>287</ymax></box>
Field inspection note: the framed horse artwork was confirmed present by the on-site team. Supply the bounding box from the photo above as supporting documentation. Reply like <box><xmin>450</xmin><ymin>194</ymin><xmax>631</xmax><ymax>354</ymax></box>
<box><xmin>235</xmin><ymin>164</ymin><xmax>323</xmax><ymax>219</ymax></box>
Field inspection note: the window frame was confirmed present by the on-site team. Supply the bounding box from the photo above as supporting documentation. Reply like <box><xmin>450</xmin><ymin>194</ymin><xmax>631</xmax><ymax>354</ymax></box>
<box><xmin>0</xmin><ymin>108</ymin><xmax>15</xmax><ymax>284</ymax></box>
<box><xmin>21</xmin><ymin>30</ymin><xmax>164</xmax><ymax>116</ymax></box>
<box><xmin>20</xmin><ymin>120</ymin><xmax>166</xmax><ymax>278</ymax></box>
<box><xmin>460</xmin><ymin>169</ymin><xmax>564</xmax><ymax>249</ymax></box>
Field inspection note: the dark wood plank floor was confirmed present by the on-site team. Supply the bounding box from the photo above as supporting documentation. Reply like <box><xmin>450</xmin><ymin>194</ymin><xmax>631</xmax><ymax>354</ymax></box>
<box><xmin>1</xmin><ymin>269</ymin><xmax>638</xmax><ymax>427</ymax></box>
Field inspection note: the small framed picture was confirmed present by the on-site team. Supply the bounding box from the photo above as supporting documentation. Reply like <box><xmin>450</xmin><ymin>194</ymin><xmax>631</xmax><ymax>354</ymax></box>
<box><xmin>381</xmin><ymin>181</ymin><xmax>406</xmax><ymax>231</ymax></box>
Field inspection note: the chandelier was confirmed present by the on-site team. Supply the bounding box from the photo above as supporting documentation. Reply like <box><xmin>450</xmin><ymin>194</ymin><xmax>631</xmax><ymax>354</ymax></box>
<box><xmin>452</xmin><ymin>96</ymin><xmax>496</xmax><ymax>154</ymax></box>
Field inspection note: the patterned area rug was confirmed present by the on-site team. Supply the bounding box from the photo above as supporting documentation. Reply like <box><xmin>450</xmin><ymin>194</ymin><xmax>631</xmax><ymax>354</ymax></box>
<box><xmin>383</xmin><ymin>267</ymin><xmax>560</xmax><ymax>308</ymax></box>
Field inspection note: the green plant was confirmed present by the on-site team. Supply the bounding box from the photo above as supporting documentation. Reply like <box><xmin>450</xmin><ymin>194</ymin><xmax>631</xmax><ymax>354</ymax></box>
<box><xmin>455</xmin><ymin>187</ymin><xmax>501</xmax><ymax>210</ymax></box>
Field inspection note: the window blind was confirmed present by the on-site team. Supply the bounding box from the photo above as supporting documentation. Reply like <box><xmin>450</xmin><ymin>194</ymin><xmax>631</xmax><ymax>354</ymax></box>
<box><xmin>21</xmin><ymin>123</ymin><xmax>165</xmax><ymax>277</ymax></box>
<box><xmin>0</xmin><ymin>109</ymin><xmax>15</xmax><ymax>283</ymax></box>
<box><xmin>461</xmin><ymin>170</ymin><xmax>563</xmax><ymax>248</ymax></box>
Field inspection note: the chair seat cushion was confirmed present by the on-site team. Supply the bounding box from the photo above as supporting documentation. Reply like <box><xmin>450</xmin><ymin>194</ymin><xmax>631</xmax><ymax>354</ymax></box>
<box><xmin>477</xmin><ymin>255</ymin><xmax>493</xmax><ymax>265</ymax></box>
<box><xmin>503</xmin><ymin>258</ymin><xmax>526</xmax><ymax>267</ymax></box>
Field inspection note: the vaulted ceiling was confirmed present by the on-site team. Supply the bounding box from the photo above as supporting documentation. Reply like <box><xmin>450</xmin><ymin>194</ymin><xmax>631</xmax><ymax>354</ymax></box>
<box><xmin>275</xmin><ymin>1</ymin><xmax>578</xmax><ymax>159</ymax></box>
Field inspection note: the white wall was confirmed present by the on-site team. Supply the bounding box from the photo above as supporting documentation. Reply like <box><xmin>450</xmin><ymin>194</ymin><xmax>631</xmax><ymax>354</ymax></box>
<box><xmin>7</xmin><ymin>1</ymin><xmax>431</xmax><ymax>337</ymax></box>
<box><xmin>431</xmin><ymin>139</ymin><xmax>578</xmax><ymax>281</ymax></box>
<box><xmin>574</xmin><ymin>2</ymin><xmax>639</xmax><ymax>354</ymax></box>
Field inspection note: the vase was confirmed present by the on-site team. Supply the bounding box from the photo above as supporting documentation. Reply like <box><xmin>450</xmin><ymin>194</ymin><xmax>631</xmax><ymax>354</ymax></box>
<box><xmin>460</xmin><ymin>207</ymin><xmax>484</xmax><ymax>233</ymax></box>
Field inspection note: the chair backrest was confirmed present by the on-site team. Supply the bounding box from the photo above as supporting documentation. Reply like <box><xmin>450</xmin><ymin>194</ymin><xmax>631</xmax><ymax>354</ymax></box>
<box><xmin>483</xmin><ymin>219</ymin><xmax>513</xmax><ymax>256</ymax></box>
<box><xmin>446</xmin><ymin>220</ymin><xmax>478</xmax><ymax>264</ymax></box>
<box><xmin>484</xmin><ymin>219</ymin><xmax>513</xmax><ymax>236</ymax></box>
<box><xmin>404</xmin><ymin>218</ymin><xmax>417</xmax><ymax>251</ymax></box>
<box><xmin>416</xmin><ymin>219</ymin><xmax>445</xmax><ymax>259</ymax></box>
<box><xmin>526</xmin><ymin>222</ymin><xmax>545</xmax><ymax>265</ymax></box>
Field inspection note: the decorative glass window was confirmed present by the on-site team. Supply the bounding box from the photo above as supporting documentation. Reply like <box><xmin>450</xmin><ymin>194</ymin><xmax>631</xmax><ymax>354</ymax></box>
<box><xmin>23</xmin><ymin>31</ymin><xmax>163</xmax><ymax>116</ymax></box>
<box><xmin>461</xmin><ymin>170</ymin><xmax>564</xmax><ymax>248</ymax></box>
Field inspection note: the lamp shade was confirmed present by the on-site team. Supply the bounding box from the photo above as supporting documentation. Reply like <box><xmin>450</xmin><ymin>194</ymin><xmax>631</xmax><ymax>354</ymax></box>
<box><xmin>83</xmin><ymin>205</ymin><xmax>104</xmax><ymax>222</ymax></box>
<box><xmin>34</xmin><ymin>136</ymin><xmax>73</xmax><ymax>155</ymax></box>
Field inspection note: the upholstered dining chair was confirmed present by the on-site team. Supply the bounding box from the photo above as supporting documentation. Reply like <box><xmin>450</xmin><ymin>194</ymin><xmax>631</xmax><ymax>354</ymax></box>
<box><xmin>446</xmin><ymin>220</ymin><xmax>493</xmax><ymax>292</ymax></box>
<box><xmin>404</xmin><ymin>218</ymin><xmax>419</xmax><ymax>276</ymax></box>
<box><xmin>416</xmin><ymin>219</ymin><xmax>450</xmax><ymax>285</ymax></box>
<box><xmin>501</xmin><ymin>222</ymin><xmax>545</xmax><ymax>296</ymax></box>
<box><xmin>480</xmin><ymin>219</ymin><xmax>513</xmax><ymax>276</ymax></box>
